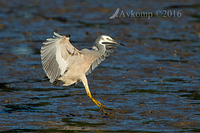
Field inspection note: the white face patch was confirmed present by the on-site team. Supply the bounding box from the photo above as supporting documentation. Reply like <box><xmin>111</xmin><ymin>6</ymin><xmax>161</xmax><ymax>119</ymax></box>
<box><xmin>99</xmin><ymin>35</ymin><xmax>114</xmax><ymax>45</ymax></box>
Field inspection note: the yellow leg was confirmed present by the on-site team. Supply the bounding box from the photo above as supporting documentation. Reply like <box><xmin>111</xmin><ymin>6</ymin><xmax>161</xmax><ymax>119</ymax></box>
<box><xmin>87</xmin><ymin>92</ymin><xmax>112</xmax><ymax>110</ymax></box>
<box><xmin>81</xmin><ymin>75</ymin><xmax>112</xmax><ymax>112</ymax></box>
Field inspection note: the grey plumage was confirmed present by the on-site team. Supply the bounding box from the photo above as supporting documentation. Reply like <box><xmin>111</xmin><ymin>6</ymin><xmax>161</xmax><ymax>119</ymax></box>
<box><xmin>85</xmin><ymin>43</ymin><xmax>117</xmax><ymax>75</ymax></box>
<box><xmin>41</xmin><ymin>32</ymin><xmax>82</xmax><ymax>83</ymax></box>
<box><xmin>40</xmin><ymin>32</ymin><xmax>124</xmax><ymax>113</ymax></box>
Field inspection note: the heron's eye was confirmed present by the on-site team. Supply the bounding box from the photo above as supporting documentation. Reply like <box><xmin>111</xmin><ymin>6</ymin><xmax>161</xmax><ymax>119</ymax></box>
<box><xmin>106</xmin><ymin>38</ymin><xmax>110</xmax><ymax>41</ymax></box>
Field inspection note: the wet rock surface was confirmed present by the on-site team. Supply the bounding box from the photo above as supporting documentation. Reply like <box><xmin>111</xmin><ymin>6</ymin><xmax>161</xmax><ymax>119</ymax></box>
<box><xmin>0</xmin><ymin>0</ymin><xmax>200</xmax><ymax>132</ymax></box>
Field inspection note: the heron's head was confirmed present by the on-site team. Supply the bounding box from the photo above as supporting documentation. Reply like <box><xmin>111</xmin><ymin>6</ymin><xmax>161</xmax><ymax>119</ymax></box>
<box><xmin>96</xmin><ymin>35</ymin><xmax>125</xmax><ymax>46</ymax></box>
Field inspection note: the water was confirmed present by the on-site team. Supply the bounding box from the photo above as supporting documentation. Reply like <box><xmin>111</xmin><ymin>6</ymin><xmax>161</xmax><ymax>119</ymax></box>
<box><xmin>0</xmin><ymin>0</ymin><xmax>200</xmax><ymax>132</ymax></box>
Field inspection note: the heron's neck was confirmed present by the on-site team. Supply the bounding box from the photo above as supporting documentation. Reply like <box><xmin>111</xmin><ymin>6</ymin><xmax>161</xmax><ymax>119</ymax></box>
<box><xmin>96</xmin><ymin>43</ymin><xmax>106</xmax><ymax>56</ymax></box>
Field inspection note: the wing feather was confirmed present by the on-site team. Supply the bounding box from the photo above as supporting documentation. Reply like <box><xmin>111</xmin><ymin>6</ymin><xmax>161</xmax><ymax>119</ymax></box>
<box><xmin>41</xmin><ymin>32</ymin><xmax>82</xmax><ymax>83</ymax></box>
<box><xmin>85</xmin><ymin>44</ymin><xmax>117</xmax><ymax>75</ymax></box>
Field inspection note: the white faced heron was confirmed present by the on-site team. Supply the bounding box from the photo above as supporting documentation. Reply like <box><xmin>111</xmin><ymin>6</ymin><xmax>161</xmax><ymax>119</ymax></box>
<box><xmin>41</xmin><ymin>32</ymin><xmax>124</xmax><ymax>114</ymax></box>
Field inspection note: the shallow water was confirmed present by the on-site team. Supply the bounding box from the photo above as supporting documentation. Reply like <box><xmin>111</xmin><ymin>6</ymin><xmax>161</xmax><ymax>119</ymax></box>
<box><xmin>0</xmin><ymin>0</ymin><xmax>200</xmax><ymax>132</ymax></box>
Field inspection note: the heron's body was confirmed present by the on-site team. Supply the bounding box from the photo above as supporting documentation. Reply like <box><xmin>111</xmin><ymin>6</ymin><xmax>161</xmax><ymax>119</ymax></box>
<box><xmin>41</xmin><ymin>32</ymin><xmax>123</xmax><ymax>114</ymax></box>
<box><xmin>59</xmin><ymin>49</ymin><xmax>100</xmax><ymax>86</ymax></box>
<box><xmin>58</xmin><ymin>40</ymin><xmax>105</xmax><ymax>86</ymax></box>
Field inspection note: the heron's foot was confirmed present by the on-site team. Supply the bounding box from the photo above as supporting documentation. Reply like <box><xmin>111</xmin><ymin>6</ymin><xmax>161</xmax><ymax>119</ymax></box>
<box><xmin>99</xmin><ymin>105</ymin><xmax>115</xmax><ymax>116</ymax></box>
<box><xmin>96</xmin><ymin>100</ymin><xmax>113</xmax><ymax>110</ymax></box>
<box><xmin>90</xmin><ymin>97</ymin><xmax>114</xmax><ymax>115</ymax></box>
<box><xmin>101</xmin><ymin>109</ymin><xmax>110</xmax><ymax>115</ymax></box>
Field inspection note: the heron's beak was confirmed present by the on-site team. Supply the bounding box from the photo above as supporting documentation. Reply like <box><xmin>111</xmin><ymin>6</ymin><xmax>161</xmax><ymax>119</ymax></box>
<box><xmin>111</xmin><ymin>39</ymin><xmax>125</xmax><ymax>46</ymax></box>
<box><xmin>102</xmin><ymin>38</ymin><xmax>125</xmax><ymax>46</ymax></box>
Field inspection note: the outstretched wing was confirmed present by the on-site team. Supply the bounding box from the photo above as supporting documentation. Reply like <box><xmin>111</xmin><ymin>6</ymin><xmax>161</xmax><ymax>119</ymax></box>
<box><xmin>41</xmin><ymin>32</ymin><xmax>82</xmax><ymax>83</ymax></box>
<box><xmin>85</xmin><ymin>44</ymin><xmax>117</xmax><ymax>75</ymax></box>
